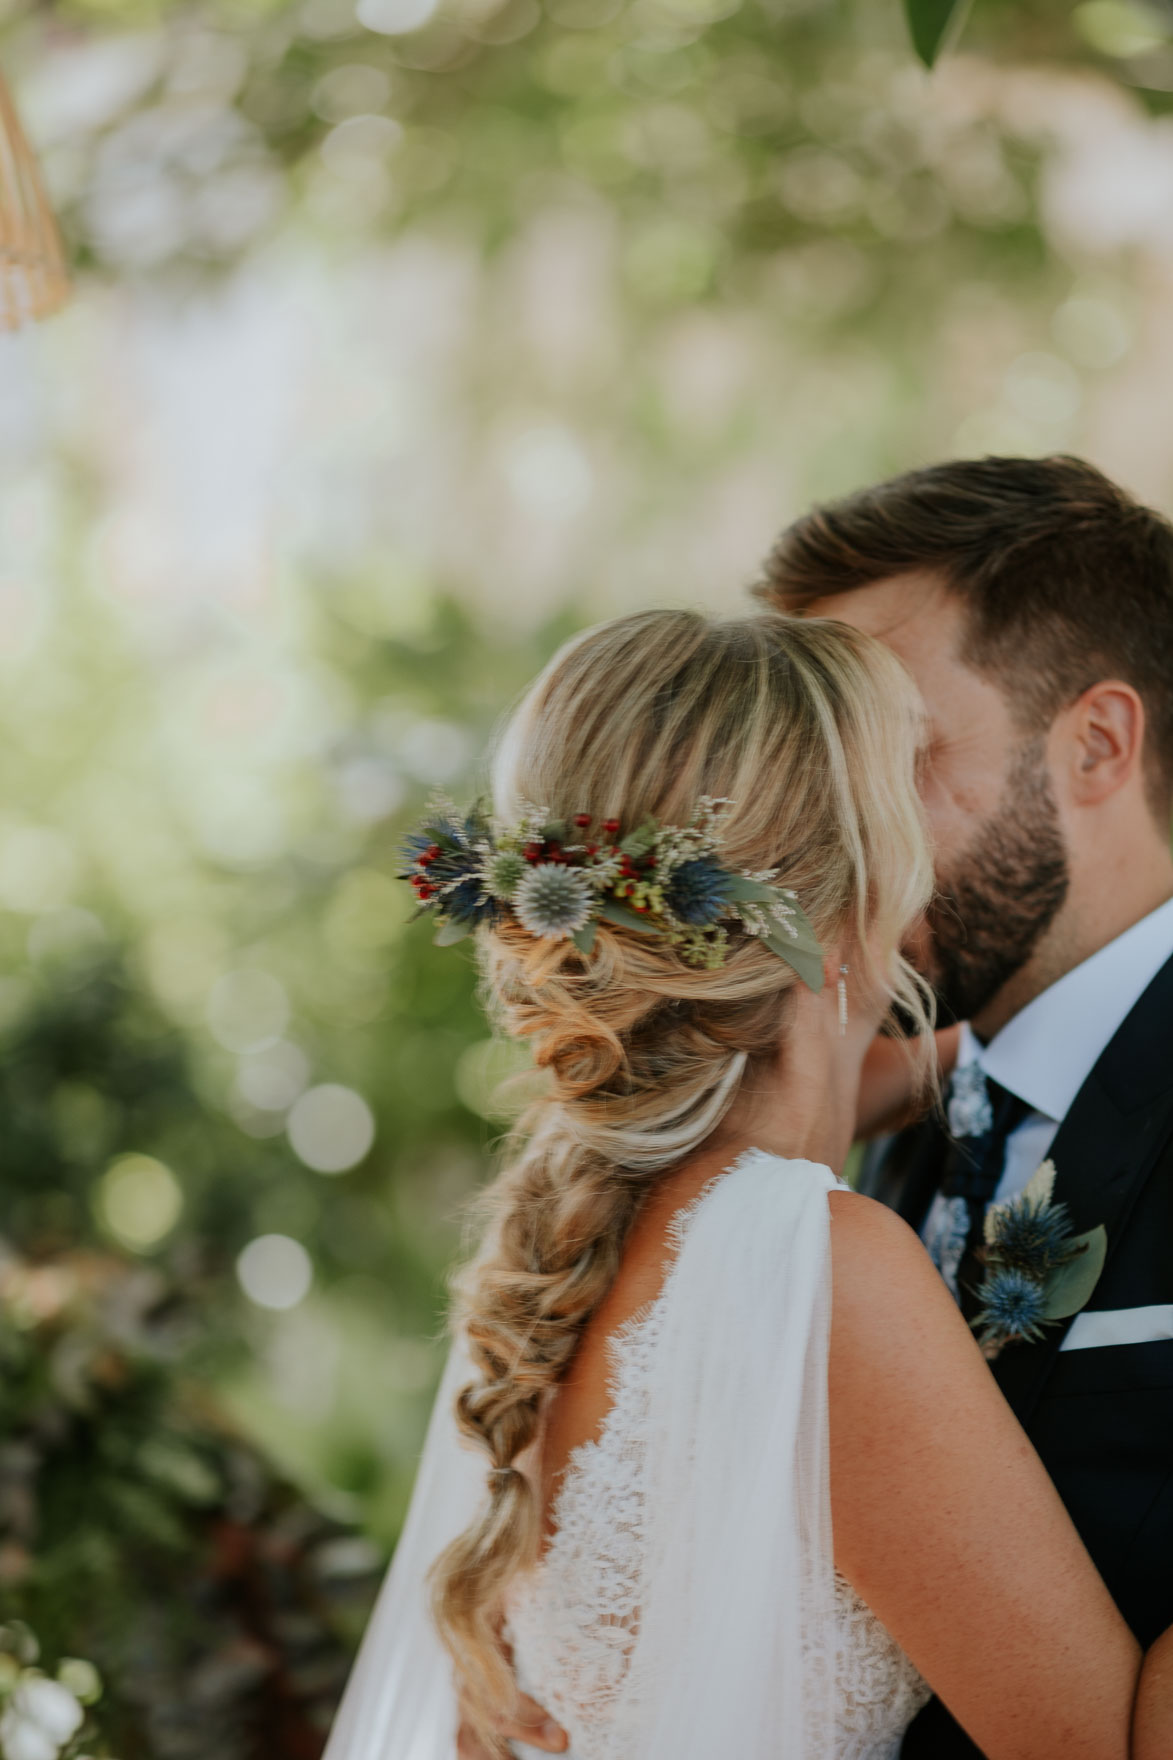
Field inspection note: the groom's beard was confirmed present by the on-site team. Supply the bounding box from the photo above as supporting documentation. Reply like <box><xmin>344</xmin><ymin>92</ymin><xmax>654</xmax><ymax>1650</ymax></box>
<box><xmin>924</xmin><ymin>739</ymin><xmax>1071</xmax><ymax>1025</ymax></box>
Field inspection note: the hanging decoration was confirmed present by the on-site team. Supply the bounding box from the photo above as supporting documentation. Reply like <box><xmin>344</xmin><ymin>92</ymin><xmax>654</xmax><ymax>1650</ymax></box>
<box><xmin>0</xmin><ymin>71</ymin><xmax>68</xmax><ymax>330</ymax></box>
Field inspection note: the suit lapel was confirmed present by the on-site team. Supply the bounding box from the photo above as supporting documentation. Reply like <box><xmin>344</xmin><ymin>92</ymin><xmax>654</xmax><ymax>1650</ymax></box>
<box><xmin>992</xmin><ymin>950</ymin><xmax>1173</xmax><ymax>1425</ymax></box>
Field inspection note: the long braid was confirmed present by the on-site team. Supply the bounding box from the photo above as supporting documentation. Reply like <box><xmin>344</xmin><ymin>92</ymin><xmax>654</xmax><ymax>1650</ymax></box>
<box><xmin>430</xmin><ymin>925</ymin><xmax>794</xmax><ymax>1740</ymax></box>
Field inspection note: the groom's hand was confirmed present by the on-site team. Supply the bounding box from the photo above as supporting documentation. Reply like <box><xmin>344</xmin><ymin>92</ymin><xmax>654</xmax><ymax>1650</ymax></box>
<box><xmin>456</xmin><ymin>1689</ymin><xmax>569</xmax><ymax>1755</ymax></box>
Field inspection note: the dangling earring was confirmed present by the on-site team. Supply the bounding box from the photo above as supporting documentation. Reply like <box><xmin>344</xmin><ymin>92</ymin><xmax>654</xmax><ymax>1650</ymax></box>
<box><xmin>837</xmin><ymin>964</ymin><xmax>849</xmax><ymax>1036</ymax></box>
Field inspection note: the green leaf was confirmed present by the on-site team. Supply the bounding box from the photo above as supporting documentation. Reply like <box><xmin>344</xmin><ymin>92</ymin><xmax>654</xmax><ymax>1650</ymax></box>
<box><xmin>540</xmin><ymin>819</ymin><xmax>568</xmax><ymax>845</ymax></box>
<box><xmin>1041</xmin><ymin>1226</ymin><xmax>1108</xmax><ymax>1321</ymax></box>
<box><xmin>764</xmin><ymin>928</ymin><xmax>825</xmax><ymax>993</ymax></box>
<box><xmin>618</xmin><ymin>820</ymin><xmax>658</xmax><ymax>859</ymax></box>
<box><xmin>434</xmin><ymin>917</ymin><xmax>473</xmax><ymax>946</ymax></box>
<box><xmin>571</xmin><ymin>918</ymin><xmax>598</xmax><ymax>957</ymax></box>
<box><xmin>598</xmin><ymin>898</ymin><xmax>660</xmax><ymax>935</ymax></box>
<box><xmin>903</xmin><ymin>0</ymin><xmax>974</xmax><ymax>66</ymax></box>
<box><xmin>719</xmin><ymin>873</ymin><xmax>780</xmax><ymax>904</ymax></box>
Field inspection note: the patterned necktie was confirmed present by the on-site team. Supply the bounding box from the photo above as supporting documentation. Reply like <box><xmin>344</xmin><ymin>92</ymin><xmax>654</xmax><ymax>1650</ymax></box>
<box><xmin>938</xmin><ymin>1069</ymin><xmax>1032</xmax><ymax>1320</ymax></box>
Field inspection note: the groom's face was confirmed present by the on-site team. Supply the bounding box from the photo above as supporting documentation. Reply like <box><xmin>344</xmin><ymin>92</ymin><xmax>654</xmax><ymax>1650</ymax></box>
<box><xmin>808</xmin><ymin>570</ymin><xmax>1070</xmax><ymax>1028</ymax></box>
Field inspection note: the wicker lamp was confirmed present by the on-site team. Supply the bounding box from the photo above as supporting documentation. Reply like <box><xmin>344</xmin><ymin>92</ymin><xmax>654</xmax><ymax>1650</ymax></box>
<box><xmin>0</xmin><ymin>71</ymin><xmax>68</xmax><ymax>329</ymax></box>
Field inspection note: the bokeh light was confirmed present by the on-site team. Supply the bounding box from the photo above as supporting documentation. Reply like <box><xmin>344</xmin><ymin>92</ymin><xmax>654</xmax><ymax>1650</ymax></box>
<box><xmin>236</xmin><ymin>1233</ymin><xmax>314</xmax><ymax>1309</ymax></box>
<box><xmin>287</xmin><ymin>1084</ymin><xmax>376</xmax><ymax>1173</ymax></box>
<box><xmin>206</xmin><ymin>970</ymin><xmax>290</xmax><ymax>1053</ymax></box>
<box><xmin>96</xmin><ymin>1154</ymin><xmax>184</xmax><ymax>1250</ymax></box>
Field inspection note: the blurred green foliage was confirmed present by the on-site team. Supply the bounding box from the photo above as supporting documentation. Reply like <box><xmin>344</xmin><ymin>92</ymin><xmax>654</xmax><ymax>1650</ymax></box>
<box><xmin>0</xmin><ymin>588</ymin><xmax>580</xmax><ymax>1537</ymax></box>
<box><xmin>0</xmin><ymin>581</ymin><xmax>577</xmax><ymax>1746</ymax></box>
<box><xmin>0</xmin><ymin>1235</ymin><xmax>383</xmax><ymax>1756</ymax></box>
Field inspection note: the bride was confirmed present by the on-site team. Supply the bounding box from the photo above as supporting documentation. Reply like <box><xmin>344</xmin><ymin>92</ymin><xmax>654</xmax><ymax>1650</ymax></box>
<box><xmin>325</xmin><ymin>609</ymin><xmax>1173</xmax><ymax>1760</ymax></box>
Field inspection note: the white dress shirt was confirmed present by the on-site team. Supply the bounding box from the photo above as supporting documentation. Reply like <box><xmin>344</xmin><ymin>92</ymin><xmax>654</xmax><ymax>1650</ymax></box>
<box><xmin>970</xmin><ymin>892</ymin><xmax>1173</xmax><ymax>1203</ymax></box>
<box><xmin>923</xmin><ymin>894</ymin><xmax>1173</xmax><ymax>1348</ymax></box>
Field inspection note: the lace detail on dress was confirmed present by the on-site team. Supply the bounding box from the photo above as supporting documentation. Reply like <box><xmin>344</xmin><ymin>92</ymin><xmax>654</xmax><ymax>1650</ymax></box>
<box><xmin>504</xmin><ymin>1174</ymin><xmax>930</xmax><ymax>1760</ymax></box>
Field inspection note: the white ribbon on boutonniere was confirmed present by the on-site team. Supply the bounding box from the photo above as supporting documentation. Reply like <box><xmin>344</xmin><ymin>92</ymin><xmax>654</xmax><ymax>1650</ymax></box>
<box><xmin>973</xmin><ymin>1160</ymin><xmax>1108</xmax><ymax>1360</ymax></box>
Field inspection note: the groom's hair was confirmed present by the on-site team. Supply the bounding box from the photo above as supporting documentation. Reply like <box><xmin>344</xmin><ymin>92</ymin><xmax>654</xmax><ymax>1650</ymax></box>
<box><xmin>755</xmin><ymin>455</ymin><xmax>1173</xmax><ymax>819</ymax></box>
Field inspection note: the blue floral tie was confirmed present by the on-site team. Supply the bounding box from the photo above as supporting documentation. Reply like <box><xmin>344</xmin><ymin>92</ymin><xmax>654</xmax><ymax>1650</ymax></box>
<box><xmin>938</xmin><ymin>1066</ymin><xmax>1032</xmax><ymax>1318</ymax></box>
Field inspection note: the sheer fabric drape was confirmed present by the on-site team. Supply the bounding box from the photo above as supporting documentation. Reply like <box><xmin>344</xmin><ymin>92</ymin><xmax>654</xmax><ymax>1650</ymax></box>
<box><xmin>324</xmin><ymin>1151</ymin><xmax>841</xmax><ymax>1760</ymax></box>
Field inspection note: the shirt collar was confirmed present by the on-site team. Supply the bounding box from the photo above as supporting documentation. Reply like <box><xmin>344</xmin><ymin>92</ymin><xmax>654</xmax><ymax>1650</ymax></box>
<box><xmin>964</xmin><ymin>894</ymin><xmax>1173</xmax><ymax>1125</ymax></box>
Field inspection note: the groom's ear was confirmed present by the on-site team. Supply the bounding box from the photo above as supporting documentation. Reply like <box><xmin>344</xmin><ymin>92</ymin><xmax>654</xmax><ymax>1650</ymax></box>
<box><xmin>1061</xmin><ymin>680</ymin><xmax>1146</xmax><ymax>808</ymax></box>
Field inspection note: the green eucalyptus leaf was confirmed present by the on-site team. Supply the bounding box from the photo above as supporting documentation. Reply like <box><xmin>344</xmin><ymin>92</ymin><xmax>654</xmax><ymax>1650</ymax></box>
<box><xmin>719</xmin><ymin>873</ymin><xmax>780</xmax><ymax>904</ymax></box>
<box><xmin>1040</xmin><ymin>1226</ymin><xmax>1108</xmax><ymax>1321</ymax></box>
<box><xmin>903</xmin><ymin>0</ymin><xmax>973</xmax><ymax>66</ymax></box>
<box><xmin>763</xmin><ymin>893</ymin><xmax>825</xmax><ymax>957</ymax></box>
<box><xmin>618</xmin><ymin>821</ymin><xmax>658</xmax><ymax>859</ymax></box>
<box><xmin>571</xmin><ymin>918</ymin><xmax>598</xmax><ymax>957</ymax></box>
<box><xmin>434</xmin><ymin>917</ymin><xmax>473</xmax><ymax>946</ymax></box>
<box><xmin>540</xmin><ymin>820</ymin><xmax>568</xmax><ymax>845</ymax></box>
<box><xmin>763</xmin><ymin>928</ymin><xmax>825</xmax><ymax>993</ymax></box>
<box><xmin>598</xmin><ymin>898</ymin><xmax>660</xmax><ymax>935</ymax></box>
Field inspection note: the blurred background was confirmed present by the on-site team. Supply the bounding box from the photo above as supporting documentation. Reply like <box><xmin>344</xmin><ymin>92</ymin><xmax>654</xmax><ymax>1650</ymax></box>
<box><xmin>0</xmin><ymin>0</ymin><xmax>1171</xmax><ymax>1749</ymax></box>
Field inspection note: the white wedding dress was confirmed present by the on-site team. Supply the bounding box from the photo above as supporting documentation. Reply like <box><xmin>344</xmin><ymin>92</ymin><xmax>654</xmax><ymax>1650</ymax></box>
<box><xmin>325</xmin><ymin>1151</ymin><xmax>930</xmax><ymax>1760</ymax></box>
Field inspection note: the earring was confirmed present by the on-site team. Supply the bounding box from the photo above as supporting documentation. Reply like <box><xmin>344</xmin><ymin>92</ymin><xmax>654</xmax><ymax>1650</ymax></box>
<box><xmin>837</xmin><ymin>964</ymin><xmax>849</xmax><ymax>1036</ymax></box>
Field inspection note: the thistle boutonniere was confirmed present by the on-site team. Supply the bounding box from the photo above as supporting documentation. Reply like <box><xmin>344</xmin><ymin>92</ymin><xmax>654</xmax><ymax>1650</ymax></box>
<box><xmin>973</xmin><ymin>1160</ymin><xmax>1108</xmax><ymax>1359</ymax></box>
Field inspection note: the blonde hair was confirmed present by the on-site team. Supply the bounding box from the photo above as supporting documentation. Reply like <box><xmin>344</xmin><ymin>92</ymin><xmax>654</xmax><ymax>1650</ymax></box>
<box><xmin>430</xmin><ymin>610</ymin><xmax>933</xmax><ymax>1745</ymax></box>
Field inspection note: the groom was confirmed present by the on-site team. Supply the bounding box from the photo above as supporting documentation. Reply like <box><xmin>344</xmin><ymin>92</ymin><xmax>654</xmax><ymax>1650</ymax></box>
<box><xmin>758</xmin><ymin>454</ymin><xmax>1173</xmax><ymax>1759</ymax></box>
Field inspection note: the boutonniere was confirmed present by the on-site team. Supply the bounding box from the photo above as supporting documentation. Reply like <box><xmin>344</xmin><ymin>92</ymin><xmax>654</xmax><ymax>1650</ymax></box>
<box><xmin>973</xmin><ymin>1160</ymin><xmax>1108</xmax><ymax>1359</ymax></box>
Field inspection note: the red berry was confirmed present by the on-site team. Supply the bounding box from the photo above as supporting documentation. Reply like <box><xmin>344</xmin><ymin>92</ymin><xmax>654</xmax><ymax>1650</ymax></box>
<box><xmin>645</xmin><ymin>855</ymin><xmax>657</xmax><ymax>868</ymax></box>
<box><xmin>417</xmin><ymin>884</ymin><xmax>435</xmax><ymax>900</ymax></box>
<box><xmin>586</xmin><ymin>844</ymin><xmax>598</xmax><ymax>856</ymax></box>
<box><xmin>524</xmin><ymin>842</ymin><xmax>543</xmax><ymax>863</ymax></box>
<box><xmin>426</xmin><ymin>843</ymin><xmax>441</xmax><ymax>859</ymax></box>
<box><xmin>418</xmin><ymin>853</ymin><xmax>434</xmax><ymax>867</ymax></box>
<box><xmin>603</xmin><ymin>819</ymin><xmax>621</xmax><ymax>836</ymax></box>
<box><xmin>573</xmin><ymin>814</ymin><xmax>592</xmax><ymax>828</ymax></box>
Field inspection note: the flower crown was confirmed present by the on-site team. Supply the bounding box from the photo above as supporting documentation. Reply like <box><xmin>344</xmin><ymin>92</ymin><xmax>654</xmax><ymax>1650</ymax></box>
<box><xmin>400</xmin><ymin>796</ymin><xmax>825</xmax><ymax>990</ymax></box>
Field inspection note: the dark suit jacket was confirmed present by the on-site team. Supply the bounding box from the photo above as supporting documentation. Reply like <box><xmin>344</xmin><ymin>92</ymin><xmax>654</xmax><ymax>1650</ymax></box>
<box><xmin>860</xmin><ymin>952</ymin><xmax>1173</xmax><ymax>1760</ymax></box>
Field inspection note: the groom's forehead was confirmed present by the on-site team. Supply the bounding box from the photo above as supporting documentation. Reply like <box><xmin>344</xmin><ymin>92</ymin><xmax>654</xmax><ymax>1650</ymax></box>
<box><xmin>803</xmin><ymin>567</ymin><xmax>956</xmax><ymax>644</ymax></box>
<box><xmin>801</xmin><ymin>569</ymin><xmax>1012</xmax><ymax>742</ymax></box>
<box><xmin>803</xmin><ymin>569</ymin><xmax>974</xmax><ymax>681</ymax></box>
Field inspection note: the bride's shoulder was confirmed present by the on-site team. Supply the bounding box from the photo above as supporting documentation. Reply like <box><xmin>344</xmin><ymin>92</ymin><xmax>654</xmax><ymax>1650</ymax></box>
<box><xmin>825</xmin><ymin>1185</ymin><xmax>979</xmax><ymax>1367</ymax></box>
<box><xmin>826</xmin><ymin>1184</ymin><xmax>934</xmax><ymax>1267</ymax></box>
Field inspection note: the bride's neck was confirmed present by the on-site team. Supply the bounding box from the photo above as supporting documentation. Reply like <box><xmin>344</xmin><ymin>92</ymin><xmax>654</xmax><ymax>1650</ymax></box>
<box><xmin>713</xmin><ymin>982</ymin><xmax>873</xmax><ymax>1179</ymax></box>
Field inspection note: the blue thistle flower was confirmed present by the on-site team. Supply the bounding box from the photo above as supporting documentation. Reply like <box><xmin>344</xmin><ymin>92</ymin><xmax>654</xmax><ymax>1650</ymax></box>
<box><xmin>987</xmin><ymin>1195</ymin><xmax>1075</xmax><ymax>1274</ymax></box>
<box><xmin>445</xmin><ymin>875</ymin><xmax>499</xmax><ymax>926</ymax></box>
<box><xmin>514</xmin><ymin>863</ymin><xmax>594</xmax><ymax>939</ymax></box>
<box><xmin>665</xmin><ymin>858</ymin><xmax>733</xmax><ymax>926</ymax></box>
<box><xmin>400</xmin><ymin>808</ymin><xmax>498</xmax><ymax>927</ymax></box>
<box><xmin>976</xmin><ymin>1267</ymin><xmax>1047</xmax><ymax>1345</ymax></box>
